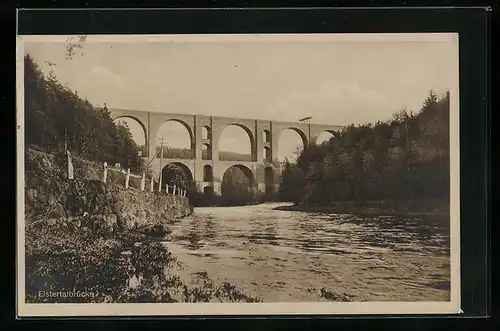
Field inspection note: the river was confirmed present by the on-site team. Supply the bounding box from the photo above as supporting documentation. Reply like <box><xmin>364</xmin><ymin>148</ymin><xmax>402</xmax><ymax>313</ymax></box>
<box><xmin>162</xmin><ymin>202</ymin><xmax>450</xmax><ymax>302</ymax></box>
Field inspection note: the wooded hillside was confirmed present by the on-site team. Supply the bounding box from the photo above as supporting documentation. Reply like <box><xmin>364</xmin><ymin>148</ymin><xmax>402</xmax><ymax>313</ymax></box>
<box><xmin>279</xmin><ymin>90</ymin><xmax>450</xmax><ymax>208</ymax></box>
<box><xmin>24</xmin><ymin>54</ymin><xmax>143</xmax><ymax>172</ymax></box>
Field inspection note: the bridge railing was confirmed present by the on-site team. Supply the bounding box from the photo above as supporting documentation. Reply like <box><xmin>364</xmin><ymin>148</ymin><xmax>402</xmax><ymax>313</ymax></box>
<box><xmin>101</xmin><ymin>162</ymin><xmax>187</xmax><ymax>197</ymax></box>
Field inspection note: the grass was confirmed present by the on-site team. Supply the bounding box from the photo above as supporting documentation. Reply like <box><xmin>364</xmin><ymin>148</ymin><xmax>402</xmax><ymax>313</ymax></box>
<box><xmin>25</xmin><ymin>216</ymin><xmax>260</xmax><ymax>303</ymax></box>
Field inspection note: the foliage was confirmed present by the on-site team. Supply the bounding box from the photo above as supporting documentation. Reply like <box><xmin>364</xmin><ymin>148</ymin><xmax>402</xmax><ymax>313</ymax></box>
<box><xmin>220</xmin><ymin>166</ymin><xmax>255</xmax><ymax>206</ymax></box>
<box><xmin>149</xmin><ymin>146</ymin><xmax>252</xmax><ymax>162</ymax></box>
<box><xmin>181</xmin><ymin>272</ymin><xmax>261</xmax><ymax>303</ymax></box>
<box><xmin>154</xmin><ymin>146</ymin><xmax>194</xmax><ymax>159</ymax></box>
<box><xmin>161</xmin><ymin>164</ymin><xmax>191</xmax><ymax>191</ymax></box>
<box><xmin>218</xmin><ymin>151</ymin><xmax>253</xmax><ymax>162</ymax></box>
<box><xmin>277</xmin><ymin>159</ymin><xmax>307</xmax><ymax>203</ymax></box>
<box><xmin>278</xmin><ymin>90</ymin><xmax>450</xmax><ymax>207</ymax></box>
<box><xmin>25</xmin><ymin>217</ymin><xmax>259</xmax><ymax>303</ymax></box>
<box><xmin>24</xmin><ymin>54</ymin><xmax>143</xmax><ymax>172</ymax></box>
<box><xmin>25</xmin><ymin>219</ymin><xmax>171</xmax><ymax>303</ymax></box>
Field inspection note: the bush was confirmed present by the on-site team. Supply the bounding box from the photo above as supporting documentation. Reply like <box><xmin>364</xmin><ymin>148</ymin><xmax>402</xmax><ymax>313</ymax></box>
<box><xmin>25</xmin><ymin>217</ymin><xmax>260</xmax><ymax>303</ymax></box>
<box><xmin>25</xmin><ymin>221</ymin><xmax>128</xmax><ymax>303</ymax></box>
<box><xmin>25</xmin><ymin>217</ymin><xmax>177</xmax><ymax>303</ymax></box>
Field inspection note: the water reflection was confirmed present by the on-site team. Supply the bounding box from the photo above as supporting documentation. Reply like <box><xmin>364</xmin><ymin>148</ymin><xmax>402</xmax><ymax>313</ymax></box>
<box><xmin>172</xmin><ymin>215</ymin><xmax>218</xmax><ymax>250</ymax></box>
<box><xmin>170</xmin><ymin>205</ymin><xmax>449</xmax><ymax>256</ymax></box>
<box><xmin>166</xmin><ymin>203</ymin><xmax>451</xmax><ymax>302</ymax></box>
<box><xmin>249</xmin><ymin>221</ymin><xmax>279</xmax><ymax>246</ymax></box>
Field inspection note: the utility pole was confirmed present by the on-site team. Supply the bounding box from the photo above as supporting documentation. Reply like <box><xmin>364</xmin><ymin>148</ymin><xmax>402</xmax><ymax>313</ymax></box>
<box><xmin>158</xmin><ymin>136</ymin><xmax>164</xmax><ymax>192</ymax></box>
<box><xmin>299</xmin><ymin>116</ymin><xmax>312</xmax><ymax>147</ymax></box>
<box><xmin>307</xmin><ymin>120</ymin><xmax>311</xmax><ymax>145</ymax></box>
<box><xmin>64</xmin><ymin>128</ymin><xmax>68</xmax><ymax>152</ymax></box>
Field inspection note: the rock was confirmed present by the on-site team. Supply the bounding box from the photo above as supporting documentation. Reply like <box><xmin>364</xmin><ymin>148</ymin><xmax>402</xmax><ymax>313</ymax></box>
<box><xmin>25</xmin><ymin>188</ymin><xmax>36</xmax><ymax>203</ymax></box>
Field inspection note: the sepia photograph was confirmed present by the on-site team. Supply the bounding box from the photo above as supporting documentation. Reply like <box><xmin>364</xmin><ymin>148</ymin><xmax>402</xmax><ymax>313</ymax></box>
<box><xmin>16</xmin><ymin>33</ymin><xmax>460</xmax><ymax>316</ymax></box>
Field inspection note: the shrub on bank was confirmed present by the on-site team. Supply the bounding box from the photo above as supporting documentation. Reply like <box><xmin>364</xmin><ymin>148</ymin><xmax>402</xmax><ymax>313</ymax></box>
<box><xmin>25</xmin><ymin>217</ymin><xmax>261</xmax><ymax>303</ymax></box>
<box><xmin>25</xmin><ymin>219</ymin><xmax>170</xmax><ymax>303</ymax></box>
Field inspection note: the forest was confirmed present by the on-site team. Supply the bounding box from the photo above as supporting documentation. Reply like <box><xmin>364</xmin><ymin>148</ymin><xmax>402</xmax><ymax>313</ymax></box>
<box><xmin>24</xmin><ymin>54</ymin><xmax>143</xmax><ymax>172</ymax></box>
<box><xmin>278</xmin><ymin>90</ymin><xmax>450</xmax><ymax>210</ymax></box>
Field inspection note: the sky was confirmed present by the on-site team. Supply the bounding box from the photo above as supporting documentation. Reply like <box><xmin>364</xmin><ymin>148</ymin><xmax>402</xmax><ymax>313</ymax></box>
<box><xmin>23</xmin><ymin>34</ymin><xmax>457</xmax><ymax>161</ymax></box>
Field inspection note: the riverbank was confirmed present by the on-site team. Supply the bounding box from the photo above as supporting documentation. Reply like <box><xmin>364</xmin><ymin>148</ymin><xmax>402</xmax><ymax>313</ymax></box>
<box><xmin>273</xmin><ymin>202</ymin><xmax>450</xmax><ymax>218</ymax></box>
<box><xmin>24</xmin><ymin>148</ymin><xmax>259</xmax><ymax>303</ymax></box>
<box><xmin>25</xmin><ymin>217</ymin><xmax>261</xmax><ymax>303</ymax></box>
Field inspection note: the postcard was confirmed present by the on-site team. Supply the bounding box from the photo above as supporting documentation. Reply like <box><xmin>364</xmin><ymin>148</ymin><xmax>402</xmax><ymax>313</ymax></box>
<box><xmin>16</xmin><ymin>33</ymin><xmax>460</xmax><ymax>316</ymax></box>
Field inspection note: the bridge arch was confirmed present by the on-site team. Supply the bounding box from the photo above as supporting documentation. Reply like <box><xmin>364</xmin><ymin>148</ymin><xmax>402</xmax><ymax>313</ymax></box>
<box><xmin>219</xmin><ymin>164</ymin><xmax>256</xmax><ymax>184</ymax></box>
<box><xmin>161</xmin><ymin>161</ymin><xmax>194</xmax><ymax>190</ymax></box>
<box><xmin>202</xmin><ymin>125</ymin><xmax>211</xmax><ymax>140</ymax></box>
<box><xmin>262</xmin><ymin>129</ymin><xmax>271</xmax><ymax>143</ymax></box>
<box><xmin>113</xmin><ymin>115</ymin><xmax>148</xmax><ymax>156</ymax></box>
<box><xmin>202</xmin><ymin>143</ymin><xmax>212</xmax><ymax>160</ymax></box>
<box><xmin>316</xmin><ymin>130</ymin><xmax>341</xmax><ymax>145</ymax></box>
<box><xmin>277</xmin><ymin>127</ymin><xmax>308</xmax><ymax>162</ymax></box>
<box><xmin>218</xmin><ymin>124</ymin><xmax>255</xmax><ymax>161</ymax></box>
<box><xmin>220</xmin><ymin>164</ymin><xmax>256</xmax><ymax>203</ymax></box>
<box><xmin>203</xmin><ymin>164</ymin><xmax>213</xmax><ymax>182</ymax></box>
<box><xmin>155</xmin><ymin>119</ymin><xmax>195</xmax><ymax>159</ymax></box>
<box><xmin>203</xmin><ymin>186</ymin><xmax>214</xmax><ymax>198</ymax></box>
<box><xmin>285</xmin><ymin>127</ymin><xmax>308</xmax><ymax>147</ymax></box>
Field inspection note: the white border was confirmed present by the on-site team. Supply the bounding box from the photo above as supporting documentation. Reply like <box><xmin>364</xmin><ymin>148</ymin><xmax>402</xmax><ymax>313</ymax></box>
<box><xmin>16</xmin><ymin>33</ymin><xmax>461</xmax><ymax>317</ymax></box>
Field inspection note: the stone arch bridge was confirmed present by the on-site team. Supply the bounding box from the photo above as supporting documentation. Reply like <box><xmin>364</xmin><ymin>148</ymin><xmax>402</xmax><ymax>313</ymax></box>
<box><xmin>110</xmin><ymin>108</ymin><xmax>344</xmax><ymax>198</ymax></box>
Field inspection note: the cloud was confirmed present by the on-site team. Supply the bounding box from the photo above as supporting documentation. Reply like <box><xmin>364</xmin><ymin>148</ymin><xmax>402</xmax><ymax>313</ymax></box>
<box><xmin>267</xmin><ymin>80</ymin><xmax>408</xmax><ymax>126</ymax></box>
<box><xmin>87</xmin><ymin>65</ymin><xmax>129</xmax><ymax>90</ymax></box>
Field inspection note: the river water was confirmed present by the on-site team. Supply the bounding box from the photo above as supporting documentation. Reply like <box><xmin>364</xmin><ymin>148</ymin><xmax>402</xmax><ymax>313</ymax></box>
<box><xmin>163</xmin><ymin>202</ymin><xmax>450</xmax><ymax>302</ymax></box>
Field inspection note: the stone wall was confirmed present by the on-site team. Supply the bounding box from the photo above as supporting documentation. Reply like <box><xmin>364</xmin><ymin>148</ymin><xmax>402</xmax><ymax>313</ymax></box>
<box><xmin>24</xmin><ymin>148</ymin><xmax>192</xmax><ymax>231</ymax></box>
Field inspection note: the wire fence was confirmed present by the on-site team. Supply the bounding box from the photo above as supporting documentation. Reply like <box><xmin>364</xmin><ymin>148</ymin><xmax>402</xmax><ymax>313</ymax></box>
<box><xmin>57</xmin><ymin>148</ymin><xmax>187</xmax><ymax>197</ymax></box>
<box><xmin>102</xmin><ymin>162</ymin><xmax>187</xmax><ymax>197</ymax></box>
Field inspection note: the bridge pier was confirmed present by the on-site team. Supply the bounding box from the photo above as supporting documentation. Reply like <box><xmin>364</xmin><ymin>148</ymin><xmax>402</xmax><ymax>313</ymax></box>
<box><xmin>213</xmin><ymin>181</ymin><xmax>222</xmax><ymax>196</ymax></box>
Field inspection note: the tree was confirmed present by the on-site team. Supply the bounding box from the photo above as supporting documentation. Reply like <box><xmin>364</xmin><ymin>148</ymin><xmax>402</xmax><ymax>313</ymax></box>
<box><xmin>278</xmin><ymin>89</ymin><xmax>451</xmax><ymax>209</ymax></box>
<box><xmin>220</xmin><ymin>167</ymin><xmax>255</xmax><ymax>206</ymax></box>
<box><xmin>162</xmin><ymin>164</ymin><xmax>191</xmax><ymax>190</ymax></box>
<box><xmin>24</xmin><ymin>54</ymin><xmax>145</xmax><ymax>172</ymax></box>
<box><xmin>278</xmin><ymin>159</ymin><xmax>307</xmax><ymax>203</ymax></box>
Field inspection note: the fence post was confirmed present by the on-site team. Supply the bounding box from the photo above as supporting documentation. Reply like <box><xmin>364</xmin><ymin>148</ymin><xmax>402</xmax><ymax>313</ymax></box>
<box><xmin>125</xmin><ymin>168</ymin><xmax>130</xmax><ymax>189</ymax></box>
<box><xmin>67</xmin><ymin>150</ymin><xmax>74</xmax><ymax>180</ymax></box>
<box><xmin>166</xmin><ymin>184</ymin><xmax>169</xmax><ymax>195</ymax></box>
<box><xmin>158</xmin><ymin>173</ymin><xmax>162</xmax><ymax>193</ymax></box>
<box><xmin>173</xmin><ymin>185</ymin><xmax>177</xmax><ymax>196</ymax></box>
<box><xmin>184</xmin><ymin>190</ymin><xmax>186</xmax><ymax>197</ymax></box>
<box><xmin>140</xmin><ymin>172</ymin><xmax>145</xmax><ymax>191</ymax></box>
<box><xmin>102</xmin><ymin>162</ymin><xmax>108</xmax><ymax>183</ymax></box>
<box><xmin>150</xmin><ymin>176</ymin><xmax>154</xmax><ymax>192</ymax></box>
